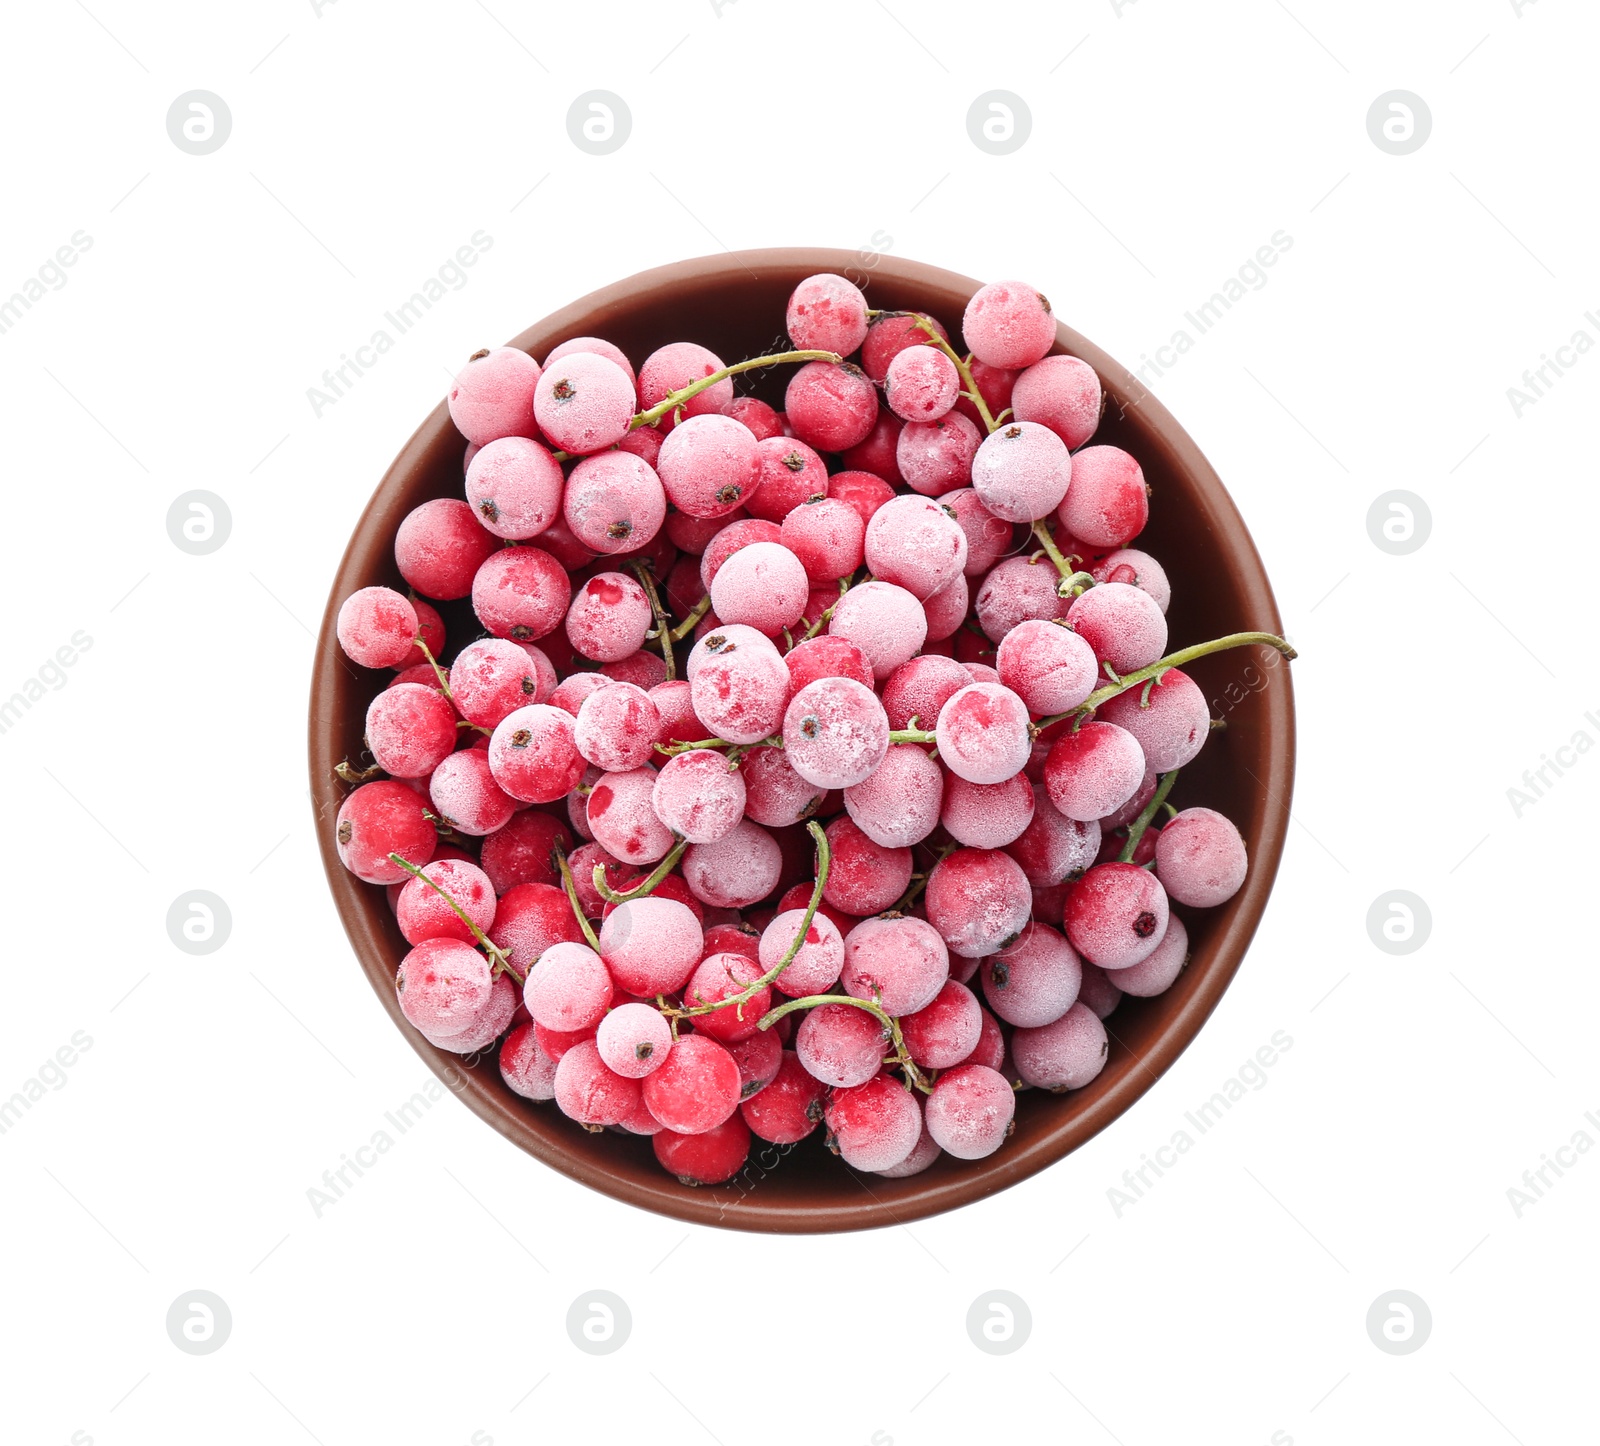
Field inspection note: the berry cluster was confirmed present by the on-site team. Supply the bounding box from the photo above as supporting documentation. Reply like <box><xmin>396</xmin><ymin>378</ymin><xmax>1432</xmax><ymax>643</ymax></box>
<box><xmin>330</xmin><ymin>273</ymin><xmax>1295</xmax><ymax>1187</ymax></box>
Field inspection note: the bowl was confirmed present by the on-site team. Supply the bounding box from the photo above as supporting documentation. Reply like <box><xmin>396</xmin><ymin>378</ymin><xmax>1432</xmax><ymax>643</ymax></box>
<box><xmin>309</xmin><ymin>247</ymin><xmax>1295</xmax><ymax>1233</ymax></box>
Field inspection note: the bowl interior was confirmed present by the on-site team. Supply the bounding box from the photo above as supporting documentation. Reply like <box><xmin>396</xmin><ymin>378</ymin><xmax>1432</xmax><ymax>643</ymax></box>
<box><xmin>309</xmin><ymin>248</ymin><xmax>1294</xmax><ymax>1233</ymax></box>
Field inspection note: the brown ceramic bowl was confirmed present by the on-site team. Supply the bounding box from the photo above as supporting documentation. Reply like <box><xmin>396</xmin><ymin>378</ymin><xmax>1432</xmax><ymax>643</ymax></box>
<box><xmin>310</xmin><ymin>247</ymin><xmax>1295</xmax><ymax>1233</ymax></box>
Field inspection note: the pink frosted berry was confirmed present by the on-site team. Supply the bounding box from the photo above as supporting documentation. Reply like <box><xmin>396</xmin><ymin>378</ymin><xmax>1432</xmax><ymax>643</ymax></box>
<box><xmin>545</xmin><ymin>335</ymin><xmax>636</xmax><ymax>388</ymax></box>
<box><xmin>641</xmin><ymin>1033</ymin><xmax>742</xmax><ymax>1134</ymax></box>
<box><xmin>689</xmin><ymin>630</ymin><xmax>788</xmax><ymax>745</ymax></box>
<box><xmin>974</xmin><ymin>556</ymin><xmax>1070</xmax><ymax>642</ymax></box>
<box><xmin>365</xmin><ymin>683</ymin><xmax>456</xmax><ymax>777</ymax></box>
<box><xmin>982</xmin><ymin>922</ymin><xmax>1081</xmax><ymax>1028</ymax></box>
<box><xmin>1110</xmin><ymin>911</ymin><xmax>1189</xmax><ymax>997</ymax></box>
<box><xmin>740</xmin><ymin>744</ymin><xmax>825</xmax><ymax>828</ymax></box>
<box><xmin>863</xmin><ymin>494</ymin><xmax>968</xmax><ymax>601</ymax></box>
<box><xmin>824</xmin><ymin>1073</ymin><xmax>922</xmax><ymax>1171</ymax></box>
<box><xmin>709</xmin><ymin>540</ymin><xmax>810</xmax><ymax>637</ymax></box>
<box><xmin>921</xmin><ymin>574</ymin><xmax>969</xmax><ymax>643</ymax></box>
<box><xmin>700</xmin><ymin>518</ymin><xmax>783</xmax><ymax>594</ymax></box>
<box><xmin>336</xmin><ymin>780</ymin><xmax>435</xmax><ymax>884</ymax></box>
<box><xmin>1097</xmin><ymin>669</ymin><xmax>1211</xmax><ymax>771</ymax></box>
<box><xmin>828</xmin><ymin>580</ymin><xmax>928</xmax><ymax>682</ymax></box>
<box><xmin>524</xmin><ymin>939</ymin><xmax>612</xmax><ymax>1032</ymax></box>
<box><xmin>1012</xmin><ymin>1002</ymin><xmax>1108</xmax><ymax>1091</ymax></box>
<box><xmin>430</xmin><ymin>749</ymin><xmax>517</xmax><ymax>836</ymax></box>
<box><xmin>487</xmin><ymin>704</ymin><xmax>587</xmax><ymax>804</ymax></box>
<box><xmin>448</xmin><ymin>346</ymin><xmax>540</xmax><ymax>446</ymax></box>
<box><xmin>566</xmin><ymin>572</ymin><xmax>652</xmax><ymax>662</ymax></box>
<box><xmin>1058</xmin><ymin>446</ymin><xmax>1149</xmax><ymax>549</ymax></box>
<box><xmin>761</xmin><ymin>907</ymin><xmax>846</xmax><ymax>998</ymax></box>
<box><xmin>784</xmin><ymin>361</ymin><xmax>878</xmax><ymax>452</ymax></box>
<box><xmin>337</xmin><ymin>587</ymin><xmax>418</xmax><ymax>669</ymax></box>
<box><xmin>587</xmin><ymin>767</ymin><xmax>674</xmax><ymax>865</ymax></box>
<box><xmin>781</xmin><ymin>497</ymin><xmax>865</xmax><ymax>583</ymax></box>
<box><xmin>843</xmin><ymin>744</ymin><xmax>943</xmax><ymax>848</ymax></box>
<box><xmin>876</xmin><ymin>1121</ymin><xmax>942</xmax><ymax>1177</ymax></box>
<box><xmin>1092</xmin><ymin>547</ymin><xmax>1171</xmax><ymax>614</ymax></box>
<box><xmin>1066</xmin><ymin>862</ymin><xmax>1170</xmax><ymax>969</ymax></box>
<box><xmin>746</xmin><ymin>436</ymin><xmax>829</xmax><ymax>525</ymax></box>
<box><xmin>652</xmin><ymin>748</ymin><xmax>747</xmax><ymax>843</ymax></box>
<box><xmin>786</xmin><ymin>272</ymin><xmax>870</xmax><ymax>355</ymax></box>
<box><xmin>1011</xmin><ymin>354</ymin><xmax>1102</xmax><ymax>449</ymax></box>
<box><xmin>723</xmin><ymin>1031</ymin><xmax>782</xmax><ymax>1101</ymax></box>
<box><xmin>901</xmin><ymin>979</ymin><xmax>983</xmax><ymax>1069</ymax></box>
<box><xmin>962</xmin><ymin>280</ymin><xmax>1056</xmax><ymax>369</ymax></box>
<box><xmin>841</xmin><ymin>914</ymin><xmax>950</xmax><ymax>1016</ymax></box>
<box><xmin>397</xmin><ymin>858</ymin><xmax>496</xmax><ymax>946</ymax></box>
<box><xmin>397</xmin><ymin>498</ymin><xmax>500</xmax><ymax>601</ymax></box>
<box><xmin>562</xmin><ymin>450</ymin><xmax>666</xmax><ymax>555</ymax></box>
<box><xmin>1155</xmin><ymin>807</ymin><xmax>1247</xmax><ymax>907</ymax></box>
<box><xmin>1067</xmin><ymin>581</ymin><xmax>1168</xmax><ymax>673</ymax></box>
<box><xmin>941</xmin><ymin>772</ymin><xmax>1036</xmax><ymax>850</ymax></box>
<box><xmin>885</xmin><ymin>344</ymin><xmax>960</xmax><ymax>422</ymax></box>
<box><xmin>638</xmin><ymin>341</ymin><xmax>733</xmax><ymax>431</ymax></box>
<box><xmin>925</xmin><ymin>848</ymin><xmax>1032</xmax><ymax>958</ymax></box>
<box><xmin>782</xmin><ymin>677</ymin><xmax>889</xmax><ymax>789</ymax></box>
<box><xmin>996</xmin><ymin>618</ymin><xmax>1097</xmax><ymax>715</ymax></box>
<box><xmin>575</xmin><ymin>681</ymin><xmax>660</xmax><ymax>772</ymax></box>
<box><xmin>881</xmin><ymin>654</ymin><xmax>971</xmax><ymax>731</ymax></box>
<box><xmin>600</xmin><ymin>896</ymin><xmax>704</xmax><ymax>995</ymax></box>
<box><xmin>862</xmin><ymin>311</ymin><xmax>949</xmax><ymax>382</ymax></box>
<box><xmin>783</xmin><ymin>635</ymin><xmax>874</xmax><ymax>702</ymax></box>
<box><xmin>722</xmin><ymin>395</ymin><xmax>784</xmax><ymax>440</ymax></box>
<box><xmin>472</xmin><ymin>546</ymin><xmax>570</xmax><ymax>642</ymax></box>
<box><xmin>595</xmin><ymin>1002</ymin><xmax>672</xmax><ymax>1079</ymax></box>
<box><xmin>971</xmin><ymin>420</ymin><xmax>1072</xmax><ymax>524</ymax></box>
<box><xmin>657</xmin><ymin>413</ymin><xmax>761</xmax><ymax>519</ymax></box>
<box><xmin>500</xmin><ymin>1021</ymin><xmax>559</xmax><ymax>1100</ymax></box>
<box><xmin>924</xmin><ymin>1063</ymin><xmax>1015</xmax><ymax>1159</ymax></box>
<box><xmin>449</xmin><ymin>638</ymin><xmax>545</xmax><ymax>728</ymax></box>
<box><xmin>828</xmin><ymin>470</ymin><xmax>897</xmax><ymax>530</ymax></box>
<box><xmin>684</xmin><ymin>952</ymin><xmax>771</xmax><ymax>1043</ymax></box>
<box><xmin>654</xmin><ymin>1115</ymin><xmax>751</xmax><ymax>1182</ymax></box>
<box><xmin>1044</xmin><ymin>721</ymin><xmax>1146</xmax><ymax>822</ymax></box>
<box><xmin>480</xmin><ymin>812</ymin><xmax>569</xmax><ymax>893</ymax></box>
<box><xmin>935</xmin><ymin>682</ymin><xmax>1032</xmax><ymax>785</ymax></box>
<box><xmin>682</xmin><ymin>819</ymin><xmax>782</xmax><ymax>909</ymax></box>
<box><xmin>823</xmin><ymin>817</ymin><xmax>912</xmax><ymax>916</ymax></box>
<box><xmin>1007</xmin><ymin>785</ymin><xmax>1100</xmax><ymax>885</ymax></box>
<box><xmin>941</xmin><ymin>488</ymin><xmax>1014</xmax><ymax>577</ymax></box>
<box><xmin>421</xmin><ymin>960</ymin><xmax>516</xmax><ymax>1052</ymax></box>
<box><xmin>397</xmin><ymin>937</ymin><xmax>493</xmax><ymax>1036</ymax></box>
<box><xmin>741</xmin><ymin>1050</ymin><xmax>826</xmax><ymax>1141</ymax></box>
<box><xmin>554</xmin><ymin>1038</ymin><xmax>641</xmax><ymax>1129</ymax></box>
<box><xmin>897</xmin><ymin>412</ymin><xmax>981</xmax><ymax>496</ymax></box>
<box><xmin>465</xmin><ymin>436</ymin><xmax>564</xmax><ymax>540</ymax></box>
<box><xmin>796</xmin><ymin>1002</ymin><xmax>890</xmax><ymax>1088</ymax></box>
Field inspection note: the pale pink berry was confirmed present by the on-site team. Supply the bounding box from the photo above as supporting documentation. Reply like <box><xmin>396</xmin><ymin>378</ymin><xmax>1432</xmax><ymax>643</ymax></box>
<box><xmin>962</xmin><ymin>280</ymin><xmax>1056</xmax><ymax>369</ymax></box>
<box><xmin>1044</xmin><ymin>721</ymin><xmax>1146</xmax><ymax>822</ymax></box>
<box><xmin>397</xmin><ymin>498</ymin><xmax>501</xmax><ymax>600</ymax></box>
<box><xmin>472</xmin><ymin>546</ymin><xmax>571</xmax><ymax>642</ymax></box>
<box><xmin>638</xmin><ymin>342</ymin><xmax>732</xmax><ymax>432</ymax></box>
<box><xmin>884</xmin><ymin>344</ymin><xmax>960</xmax><ymax>422</ymax></box>
<box><xmin>1012</xmin><ymin>1002</ymin><xmax>1108</xmax><ymax>1091</ymax></box>
<box><xmin>1092</xmin><ymin>547</ymin><xmax>1171</xmax><ymax>613</ymax></box>
<box><xmin>1067</xmin><ymin>581</ymin><xmax>1168</xmax><ymax>673</ymax></box>
<box><xmin>974</xmin><ymin>556</ymin><xmax>1070</xmax><ymax>642</ymax></box>
<box><xmin>1065</xmin><ymin>862</ymin><xmax>1170</xmax><ymax>969</ymax></box>
<box><xmin>587</xmin><ymin>767</ymin><xmax>674</xmax><ymax>866</ymax></box>
<box><xmin>682</xmin><ymin>819</ymin><xmax>782</xmax><ymax>908</ymax></box>
<box><xmin>746</xmin><ymin>437</ymin><xmax>828</xmax><ymax>525</ymax></box>
<box><xmin>828</xmin><ymin>580</ymin><xmax>927</xmax><ymax>682</ymax></box>
<box><xmin>524</xmin><ymin>940</ymin><xmax>612</xmax><ymax>1032</ymax></box>
<box><xmin>925</xmin><ymin>847</ymin><xmax>1033</xmax><ymax>958</ymax></box>
<box><xmin>652</xmin><ymin>748</ymin><xmax>747</xmax><ymax>843</ymax></box>
<box><xmin>365</xmin><ymin>683</ymin><xmax>456</xmax><ymax>778</ymax></box>
<box><xmin>740</xmin><ymin>744</ymin><xmax>825</xmax><ymax>828</ymax></box>
<box><xmin>600</xmin><ymin>896</ymin><xmax>704</xmax><ymax>995</ymax></box>
<box><xmin>1155</xmin><ymin>808</ymin><xmax>1247</xmax><ymax>907</ymax></box>
<box><xmin>1110</xmin><ymin>912</ymin><xmax>1189</xmax><ymax>997</ymax></box>
<box><xmin>689</xmin><ymin>630</ymin><xmax>789</xmax><ymax>745</ymax></box>
<box><xmin>841</xmin><ymin>915</ymin><xmax>950</xmax><ymax>1017</ymax></box>
<box><xmin>448</xmin><ymin>346</ymin><xmax>540</xmax><ymax>446</ymax></box>
<box><xmin>796</xmin><ymin>1003</ymin><xmax>890</xmax><ymax>1088</ymax></box>
<box><xmin>922</xmin><ymin>574</ymin><xmax>970</xmax><ymax>642</ymax></box>
<box><xmin>429</xmin><ymin>749</ymin><xmax>516</xmax><ymax>836</ymax></box>
<box><xmin>465</xmin><ymin>436</ymin><xmax>564</xmax><ymax>540</ymax></box>
<box><xmin>1097</xmin><ymin>669</ymin><xmax>1212</xmax><ymax>772</ymax></box>
<box><xmin>500</xmin><ymin>1021</ymin><xmax>559</xmax><ymax>1100</ymax></box>
<box><xmin>996</xmin><ymin>619</ymin><xmax>1097</xmax><ymax>715</ymax></box>
<box><xmin>596</xmin><ymin>1003</ymin><xmax>672</xmax><ymax>1078</ymax></box>
<box><xmin>784</xmin><ymin>361</ymin><xmax>878</xmax><ymax>452</ymax></box>
<box><xmin>822</xmin><ymin>817</ymin><xmax>913</xmax><ymax>916</ymax></box>
<box><xmin>935</xmin><ymin>682</ymin><xmax>1032</xmax><ymax>785</ymax></box>
<box><xmin>554</xmin><ymin>1038</ymin><xmax>641</xmax><ymax>1128</ymax></box>
<box><xmin>575</xmin><ymin>681</ymin><xmax>660</xmax><ymax>772</ymax></box>
<box><xmin>901</xmin><ymin>980</ymin><xmax>983</xmax><ymax>1069</ymax></box>
<box><xmin>337</xmin><ymin>587</ymin><xmax>418</xmax><ymax>669</ymax></box>
<box><xmin>924</xmin><ymin>1063</ymin><xmax>1015</xmax><ymax>1159</ymax></box>
<box><xmin>825</xmin><ymin>1073</ymin><xmax>922</xmax><ymax>1171</ymax></box>
<box><xmin>566</xmin><ymin>571</ymin><xmax>652</xmax><ymax>662</ymax></box>
<box><xmin>982</xmin><ymin>922</ymin><xmax>1081</xmax><ymax>1028</ymax></box>
<box><xmin>1011</xmin><ymin>354</ymin><xmax>1102</xmax><ymax>449</ymax></box>
<box><xmin>761</xmin><ymin>907</ymin><xmax>846</xmax><ymax>998</ymax></box>
<box><xmin>781</xmin><ymin>497</ymin><xmax>866</xmax><ymax>583</ymax></box>
<box><xmin>843</xmin><ymin>744</ymin><xmax>944</xmax><ymax>848</ymax></box>
<box><xmin>941</xmin><ymin>772</ymin><xmax>1036</xmax><ymax>850</ymax></box>
<box><xmin>971</xmin><ymin>421</ymin><xmax>1072</xmax><ymax>523</ymax></box>
<box><xmin>487</xmin><ymin>703</ymin><xmax>587</xmax><ymax>803</ymax></box>
<box><xmin>397</xmin><ymin>938</ymin><xmax>493</xmax><ymax>1036</ymax></box>
<box><xmin>786</xmin><ymin>272</ymin><xmax>870</xmax><ymax>355</ymax></box>
<box><xmin>863</xmin><ymin>494</ymin><xmax>968</xmax><ymax>600</ymax></box>
<box><xmin>1057</xmin><ymin>445</ymin><xmax>1149</xmax><ymax>549</ymax></box>
<box><xmin>709</xmin><ymin>540</ymin><xmax>810</xmax><ymax>637</ymax></box>
<box><xmin>897</xmin><ymin>412</ymin><xmax>981</xmax><ymax>496</ymax></box>
<box><xmin>449</xmin><ymin>638</ymin><xmax>547</xmax><ymax>729</ymax></box>
<box><xmin>881</xmin><ymin>654</ymin><xmax>971</xmax><ymax>731</ymax></box>
<box><xmin>562</xmin><ymin>451</ymin><xmax>667</xmax><ymax>555</ymax></box>
<box><xmin>657</xmin><ymin>413</ymin><xmax>762</xmax><ymax>519</ymax></box>
<box><xmin>782</xmin><ymin>677</ymin><xmax>890</xmax><ymax>789</ymax></box>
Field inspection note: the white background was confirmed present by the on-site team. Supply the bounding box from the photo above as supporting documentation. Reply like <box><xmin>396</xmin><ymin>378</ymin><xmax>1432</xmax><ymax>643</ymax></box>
<box><xmin>2</xmin><ymin>1</ymin><xmax>1595</xmax><ymax>1443</ymax></box>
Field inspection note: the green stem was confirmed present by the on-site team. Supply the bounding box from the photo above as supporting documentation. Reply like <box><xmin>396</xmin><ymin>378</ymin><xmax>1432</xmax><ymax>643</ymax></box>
<box><xmin>634</xmin><ymin>349</ymin><xmax>842</xmax><ymax>430</ymax></box>
<box><xmin>412</xmin><ymin>634</ymin><xmax>453</xmax><ymax>699</ymax></box>
<box><xmin>801</xmin><ymin>575</ymin><xmax>852</xmax><ymax>641</ymax></box>
<box><xmin>551</xmin><ymin>843</ymin><xmax>602</xmax><ymax>951</ymax></box>
<box><xmin>386</xmin><ymin>852</ymin><xmax>523</xmax><ymax>985</ymax></box>
<box><xmin>1030</xmin><ymin>520</ymin><xmax>1092</xmax><ymax>597</ymax></box>
<box><xmin>887</xmin><ymin>727</ymin><xmax>936</xmax><ymax>746</ymax></box>
<box><xmin>1118</xmin><ymin>771</ymin><xmax>1179</xmax><ymax>863</ymax></box>
<box><xmin>910</xmin><ymin>317</ymin><xmax>997</xmax><ymax>433</ymax></box>
<box><xmin>630</xmin><ymin>560</ymin><xmax>675</xmax><ymax>682</ymax></box>
<box><xmin>593</xmin><ymin>837</ymin><xmax>689</xmax><ymax>905</ymax></box>
<box><xmin>335</xmin><ymin>761</ymin><xmax>383</xmax><ymax>785</ymax></box>
<box><xmin>668</xmin><ymin>594</ymin><xmax>711</xmax><ymax>643</ymax></box>
<box><xmin>1034</xmin><ymin>631</ymin><xmax>1298</xmax><ymax>732</ymax></box>
<box><xmin>756</xmin><ymin>989</ymin><xmax>931</xmax><ymax>1093</ymax></box>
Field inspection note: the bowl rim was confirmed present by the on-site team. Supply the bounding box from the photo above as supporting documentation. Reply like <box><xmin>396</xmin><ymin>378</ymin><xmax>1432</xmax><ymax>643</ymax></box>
<box><xmin>309</xmin><ymin>246</ymin><xmax>1296</xmax><ymax>1233</ymax></box>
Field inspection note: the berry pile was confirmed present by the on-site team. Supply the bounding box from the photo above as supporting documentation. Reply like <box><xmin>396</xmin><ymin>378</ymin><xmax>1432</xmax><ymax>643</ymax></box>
<box><xmin>330</xmin><ymin>273</ymin><xmax>1295</xmax><ymax>1187</ymax></box>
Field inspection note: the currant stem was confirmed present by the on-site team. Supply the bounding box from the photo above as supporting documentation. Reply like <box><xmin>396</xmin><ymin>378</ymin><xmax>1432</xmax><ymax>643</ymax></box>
<box><xmin>668</xmin><ymin>594</ymin><xmax>711</xmax><ymax>643</ymax></box>
<box><xmin>755</xmin><ymin>990</ymin><xmax>930</xmax><ymax>1093</ymax></box>
<box><xmin>630</xmin><ymin>560</ymin><xmax>675</xmax><ymax>682</ymax></box>
<box><xmin>1030</xmin><ymin>520</ymin><xmax>1088</xmax><ymax>594</ymax></box>
<box><xmin>335</xmin><ymin>761</ymin><xmax>383</xmax><ymax>785</ymax></box>
<box><xmin>412</xmin><ymin>635</ymin><xmax>453</xmax><ymax>699</ymax></box>
<box><xmin>801</xmin><ymin>574</ymin><xmax>852</xmax><ymax>641</ymax></box>
<box><xmin>1033</xmin><ymin>631</ymin><xmax>1298</xmax><ymax>731</ymax></box>
<box><xmin>910</xmin><ymin>317</ymin><xmax>997</xmax><ymax>433</ymax></box>
<box><xmin>385</xmin><ymin>852</ymin><xmax>524</xmax><ymax>986</ymax></box>
<box><xmin>665</xmin><ymin>821</ymin><xmax>830</xmax><ymax>1025</ymax></box>
<box><xmin>593</xmin><ymin>837</ymin><xmax>689</xmax><ymax>905</ymax></box>
<box><xmin>1118</xmin><ymin>770</ymin><xmax>1179</xmax><ymax>863</ymax></box>
<box><xmin>552</xmin><ymin>843</ymin><xmax>602</xmax><ymax>951</ymax></box>
<box><xmin>887</xmin><ymin>727</ymin><xmax>937</xmax><ymax>746</ymax></box>
<box><xmin>632</xmin><ymin>349</ymin><xmax>843</xmax><ymax>431</ymax></box>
